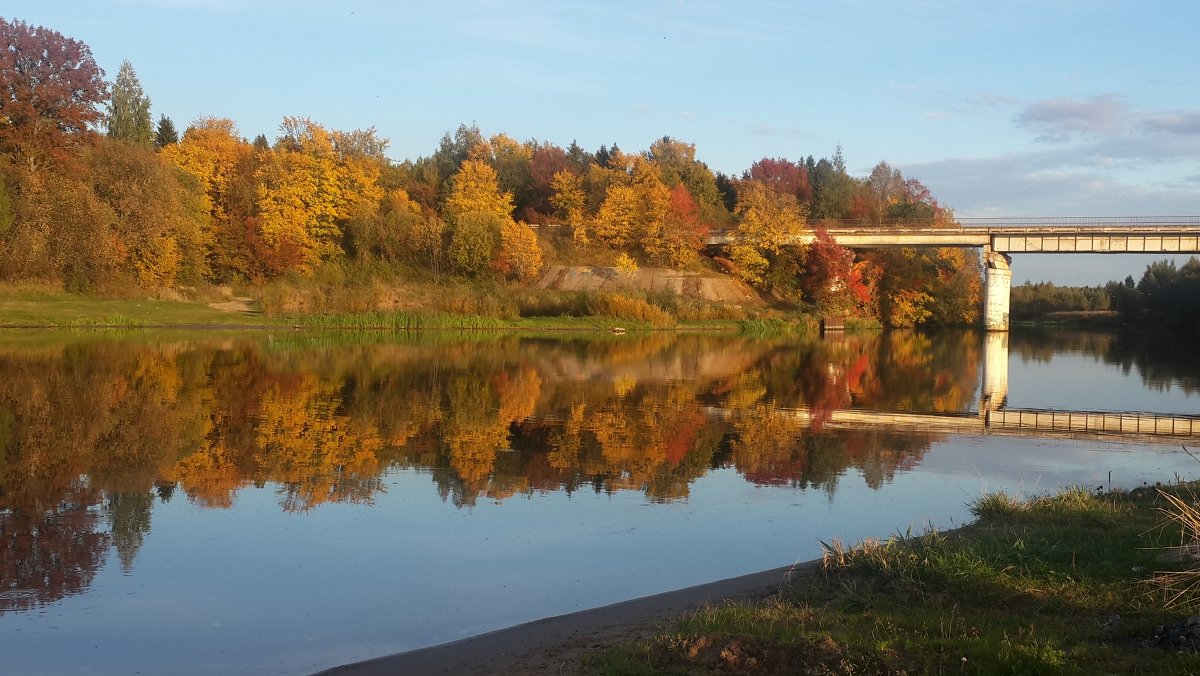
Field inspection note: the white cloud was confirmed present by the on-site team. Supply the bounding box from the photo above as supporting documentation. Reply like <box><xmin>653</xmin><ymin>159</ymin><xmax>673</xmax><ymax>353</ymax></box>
<box><xmin>1143</xmin><ymin>112</ymin><xmax>1200</xmax><ymax>136</ymax></box>
<box><xmin>1015</xmin><ymin>94</ymin><xmax>1131</xmax><ymax>142</ymax></box>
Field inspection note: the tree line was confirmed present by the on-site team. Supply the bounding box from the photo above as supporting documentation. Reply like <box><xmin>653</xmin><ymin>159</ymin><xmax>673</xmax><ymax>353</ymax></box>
<box><xmin>1009</xmin><ymin>258</ymin><xmax>1200</xmax><ymax>336</ymax></box>
<box><xmin>0</xmin><ymin>17</ymin><xmax>981</xmax><ymax>327</ymax></box>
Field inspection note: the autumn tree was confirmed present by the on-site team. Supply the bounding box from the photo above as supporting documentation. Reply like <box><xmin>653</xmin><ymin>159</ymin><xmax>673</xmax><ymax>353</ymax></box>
<box><xmin>345</xmin><ymin>188</ymin><xmax>445</xmax><ymax>273</ymax></box>
<box><xmin>2</xmin><ymin>171</ymin><xmax>119</xmax><ymax>290</ymax></box>
<box><xmin>729</xmin><ymin>180</ymin><xmax>807</xmax><ymax>284</ymax></box>
<box><xmin>88</xmin><ymin>140</ymin><xmax>212</xmax><ymax>286</ymax></box>
<box><xmin>443</xmin><ymin>159</ymin><xmax>514</xmax><ymax>222</ymax></box>
<box><xmin>644</xmin><ymin>183</ymin><xmax>706</xmax><ymax>268</ymax></box>
<box><xmin>162</xmin><ymin>118</ymin><xmax>252</xmax><ymax>223</ymax></box>
<box><xmin>161</xmin><ymin>117</ymin><xmax>259</xmax><ymax>279</ymax></box>
<box><xmin>646</xmin><ymin>136</ymin><xmax>726</xmax><ymax>225</ymax></box>
<box><xmin>593</xmin><ymin>157</ymin><xmax>675</xmax><ymax>258</ymax></box>
<box><xmin>469</xmin><ymin>134</ymin><xmax>532</xmax><ymax>211</ymax></box>
<box><xmin>524</xmin><ymin>141</ymin><xmax>570</xmax><ymax>221</ymax></box>
<box><xmin>423</xmin><ymin>123</ymin><xmax>486</xmax><ymax>202</ymax></box>
<box><xmin>253</xmin><ymin>117</ymin><xmax>384</xmax><ymax>274</ymax></box>
<box><xmin>746</xmin><ymin>158</ymin><xmax>812</xmax><ymax>203</ymax></box>
<box><xmin>860</xmin><ymin>161</ymin><xmax>905</xmax><ymax>224</ymax></box>
<box><xmin>549</xmin><ymin>170</ymin><xmax>586</xmax><ymax>227</ymax></box>
<box><xmin>107</xmin><ymin>60</ymin><xmax>153</xmax><ymax>146</ymax></box>
<box><xmin>799</xmin><ymin>228</ymin><xmax>868</xmax><ymax>313</ymax></box>
<box><xmin>0</xmin><ymin>18</ymin><xmax>107</xmax><ymax>171</ymax></box>
<box><xmin>448</xmin><ymin>211</ymin><xmax>502</xmax><ymax>276</ymax></box>
<box><xmin>495</xmin><ymin>219</ymin><xmax>543</xmax><ymax>282</ymax></box>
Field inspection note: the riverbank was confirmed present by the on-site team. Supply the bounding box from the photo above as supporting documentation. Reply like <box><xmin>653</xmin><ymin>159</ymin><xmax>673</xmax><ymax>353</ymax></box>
<box><xmin>0</xmin><ymin>284</ymin><xmax>830</xmax><ymax>334</ymax></box>
<box><xmin>325</xmin><ymin>485</ymin><xmax>1200</xmax><ymax>675</ymax></box>
<box><xmin>581</xmin><ymin>485</ymin><xmax>1200</xmax><ymax>674</ymax></box>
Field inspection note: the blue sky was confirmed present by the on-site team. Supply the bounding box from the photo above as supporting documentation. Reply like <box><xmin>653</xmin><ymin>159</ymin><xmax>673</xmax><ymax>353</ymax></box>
<box><xmin>6</xmin><ymin>0</ymin><xmax>1199</xmax><ymax>284</ymax></box>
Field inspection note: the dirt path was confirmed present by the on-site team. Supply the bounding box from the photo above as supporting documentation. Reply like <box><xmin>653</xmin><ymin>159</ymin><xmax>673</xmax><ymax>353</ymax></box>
<box><xmin>207</xmin><ymin>297</ymin><xmax>255</xmax><ymax>313</ymax></box>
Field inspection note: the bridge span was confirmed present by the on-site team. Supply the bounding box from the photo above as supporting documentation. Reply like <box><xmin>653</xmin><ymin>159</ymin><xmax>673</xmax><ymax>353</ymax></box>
<box><xmin>711</xmin><ymin>217</ymin><xmax>1200</xmax><ymax>330</ymax></box>
<box><xmin>825</xmin><ymin>218</ymin><xmax>1200</xmax><ymax>331</ymax></box>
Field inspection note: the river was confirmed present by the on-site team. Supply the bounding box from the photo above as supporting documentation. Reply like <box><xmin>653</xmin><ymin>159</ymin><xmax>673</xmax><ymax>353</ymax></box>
<box><xmin>0</xmin><ymin>328</ymin><xmax>1197</xmax><ymax>674</ymax></box>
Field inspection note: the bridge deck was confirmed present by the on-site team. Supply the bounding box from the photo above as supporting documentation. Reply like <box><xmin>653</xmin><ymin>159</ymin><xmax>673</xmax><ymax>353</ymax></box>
<box><xmin>707</xmin><ymin>219</ymin><xmax>1200</xmax><ymax>254</ymax></box>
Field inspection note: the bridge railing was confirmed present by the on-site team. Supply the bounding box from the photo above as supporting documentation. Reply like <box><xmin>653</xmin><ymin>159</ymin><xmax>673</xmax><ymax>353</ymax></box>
<box><xmin>804</xmin><ymin>217</ymin><xmax>1200</xmax><ymax>230</ymax></box>
<box><xmin>958</xmin><ymin>216</ymin><xmax>1200</xmax><ymax>228</ymax></box>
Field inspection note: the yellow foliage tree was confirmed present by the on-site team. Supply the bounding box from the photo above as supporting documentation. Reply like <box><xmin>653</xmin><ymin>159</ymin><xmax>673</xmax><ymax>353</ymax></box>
<box><xmin>255</xmin><ymin>117</ymin><xmax>383</xmax><ymax>274</ymax></box>
<box><xmin>549</xmin><ymin>170</ymin><xmax>586</xmax><ymax>226</ymax></box>
<box><xmin>495</xmin><ymin>220</ymin><xmax>544</xmax><ymax>282</ymax></box>
<box><xmin>443</xmin><ymin>159</ymin><xmax>514</xmax><ymax>223</ymax></box>
<box><xmin>887</xmin><ymin>288</ymin><xmax>935</xmax><ymax>327</ymax></box>
<box><xmin>593</xmin><ymin>182</ymin><xmax>639</xmax><ymax>247</ymax></box>
<box><xmin>469</xmin><ymin>133</ymin><xmax>532</xmax><ymax>199</ymax></box>
<box><xmin>731</xmin><ymin>181</ymin><xmax>807</xmax><ymax>284</ymax></box>
<box><xmin>160</xmin><ymin>117</ymin><xmax>251</xmax><ymax>224</ymax></box>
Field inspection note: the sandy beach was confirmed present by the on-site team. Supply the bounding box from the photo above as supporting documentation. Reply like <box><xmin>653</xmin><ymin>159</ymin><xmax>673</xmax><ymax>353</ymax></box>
<box><xmin>315</xmin><ymin>562</ymin><xmax>812</xmax><ymax>675</ymax></box>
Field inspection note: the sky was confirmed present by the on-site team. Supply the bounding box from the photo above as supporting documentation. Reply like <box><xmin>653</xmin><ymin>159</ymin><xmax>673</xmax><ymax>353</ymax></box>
<box><xmin>6</xmin><ymin>0</ymin><xmax>1200</xmax><ymax>285</ymax></box>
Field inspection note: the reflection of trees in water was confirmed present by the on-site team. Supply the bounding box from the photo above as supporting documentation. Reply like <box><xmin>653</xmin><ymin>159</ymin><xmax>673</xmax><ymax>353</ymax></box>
<box><xmin>106</xmin><ymin>491</ymin><xmax>153</xmax><ymax>572</ymax></box>
<box><xmin>731</xmin><ymin>405</ymin><xmax>936</xmax><ymax>491</ymax></box>
<box><xmin>0</xmin><ymin>331</ymin><xmax>978</xmax><ymax>593</ymax></box>
<box><xmin>1010</xmin><ymin>328</ymin><xmax>1200</xmax><ymax>395</ymax></box>
<box><xmin>1</xmin><ymin>479</ymin><xmax>109</xmax><ymax>611</ymax></box>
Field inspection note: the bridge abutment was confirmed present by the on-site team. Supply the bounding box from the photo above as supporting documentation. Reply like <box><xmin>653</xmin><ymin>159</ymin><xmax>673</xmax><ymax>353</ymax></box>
<box><xmin>984</xmin><ymin>250</ymin><xmax>1012</xmax><ymax>331</ymax></box>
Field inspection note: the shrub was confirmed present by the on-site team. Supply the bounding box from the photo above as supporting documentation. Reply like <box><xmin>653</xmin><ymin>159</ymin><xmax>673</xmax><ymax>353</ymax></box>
<box><xmin>586</xmin><ymin>292</ymin><xmax>676</xmax><ymax>327</ymax></box>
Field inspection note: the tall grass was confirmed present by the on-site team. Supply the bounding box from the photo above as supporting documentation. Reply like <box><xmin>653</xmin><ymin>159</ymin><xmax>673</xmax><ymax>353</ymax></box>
<box><xmin>1150</xmin><ymin>487</ymin><xmax>1200</xmax><ymax>609</ymax></box>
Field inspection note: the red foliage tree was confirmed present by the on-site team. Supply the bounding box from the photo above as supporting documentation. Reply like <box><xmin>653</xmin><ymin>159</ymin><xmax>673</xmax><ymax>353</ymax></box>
<box><xmin>745</xmin><ymin>157</ymin><xmax>812</xmax><ymax>203</ymax></box>
<box><xmin>802</xmin><ymin>227</ymin><xmax>867</xmax><ymax>307</ymax></box>
<box><xmin>521</xmin><ymin>142</ymin><xmax>569</xmax><ymax>222</ymax></box>
<box><xmin>0</xmin><ymin>18</ymin><xmax>108</xmax><ymax>171</ymax></box>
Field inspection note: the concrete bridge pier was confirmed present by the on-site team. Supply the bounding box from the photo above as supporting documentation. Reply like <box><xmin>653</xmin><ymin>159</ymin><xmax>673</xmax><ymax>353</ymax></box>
<box><xmin>984</xmin><ymin>249</ymin><xmax>1012</xmax><ymax>331</ymax></box>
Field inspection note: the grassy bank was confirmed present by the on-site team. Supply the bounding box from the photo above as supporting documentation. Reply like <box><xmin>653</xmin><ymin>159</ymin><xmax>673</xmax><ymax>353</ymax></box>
<box><xmin>0</xmin><ymin>284</ymin><xmax>825</xmax><ymax>335</ymax></box>
<box><xmin>587</xmin><ymin>485</ymin><xmax>1200</xmax><ymax>674</ymax></box>
<box><xmin>1012</xmin><ymin>310</ymin><xmax>1122</xmax><ymax>329</ymax></box>
<box><xmin>0</xmin><ymin>285</ymin><xmax>270</xmax><ymax>327</ymax></box>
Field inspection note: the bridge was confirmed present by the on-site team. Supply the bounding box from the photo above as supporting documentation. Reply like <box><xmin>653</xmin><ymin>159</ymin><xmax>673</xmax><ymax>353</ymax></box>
<box><xmin>711</xmin><ymin>217</ymin><xmax>1200</xmax><ymax>331</ymax></box>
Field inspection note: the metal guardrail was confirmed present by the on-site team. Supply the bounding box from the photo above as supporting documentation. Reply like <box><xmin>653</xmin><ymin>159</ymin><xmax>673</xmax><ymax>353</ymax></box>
<box><xmin>707</xmin><ymin>219</ymin><xmax>1200</xmax><ymax>242</ymax></box>
<box><xmin>987</xmin><ymin>408</ymin><xmax>1200</xmax><ymax>437</ymax></box>
<box><xmin>958</xmin><ymin>217</ymin><xmax>1200</xmax><ymax>227</ymax></box>
<box><xmin>813</xmin><ymin>217</ymin><xmax>1200</xmax><ymax>231</ymax></box>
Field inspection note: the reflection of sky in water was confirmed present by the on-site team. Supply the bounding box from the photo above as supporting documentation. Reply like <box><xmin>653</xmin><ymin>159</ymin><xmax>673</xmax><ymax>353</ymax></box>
<box><xmin>1007</xmin><ymin>350</ymin><xmax>1199</xmax><ymax>415</ymax></box>
<box><xmin>4</xmin><ymin>436</ymin><xmax>1197</xmax><ymax>676</ymax></box>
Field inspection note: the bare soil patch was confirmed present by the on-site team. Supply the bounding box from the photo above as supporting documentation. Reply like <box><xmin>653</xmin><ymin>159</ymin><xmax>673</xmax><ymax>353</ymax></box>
<box><xmin>539</xmin><ymin>265</ymin><xmax>767</xmax><ymax>307</ymax></box>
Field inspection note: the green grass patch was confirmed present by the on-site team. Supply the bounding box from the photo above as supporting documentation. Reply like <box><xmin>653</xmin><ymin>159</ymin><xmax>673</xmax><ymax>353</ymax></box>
<box><xmin>586</xmin><ymin>485</ymin><xmax>1200</xmax><ymax>674</ymax></box>
<box><xmin>0</xmin><ymin>288</ymin><xmax>269</xmax><ymax>327</ymax></box>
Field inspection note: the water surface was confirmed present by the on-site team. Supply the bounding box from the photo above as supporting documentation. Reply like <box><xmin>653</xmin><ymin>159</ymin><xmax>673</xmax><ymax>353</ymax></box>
<box><xmin>1</xmin><ymin>328</ymin><xmax>1197</xmax><ymax>674</ymax></box>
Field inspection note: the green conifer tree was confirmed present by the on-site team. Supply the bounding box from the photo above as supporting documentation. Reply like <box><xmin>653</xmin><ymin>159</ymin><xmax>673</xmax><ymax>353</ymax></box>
<box><xmin>107</xmin><ymin>60</ymin><xmax>153</xmax><ymax>145</ymax></box>
<box><xmin>154</xmin><ymin>115</ymin><xmax>178</xmax><ymax>149</ymax></box>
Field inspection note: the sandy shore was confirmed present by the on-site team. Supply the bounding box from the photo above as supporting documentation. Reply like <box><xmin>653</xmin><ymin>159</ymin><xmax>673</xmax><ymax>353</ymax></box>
<box><xmin>314</xmin><ymin>562</ymin><xmax>814</xmax><ymax>675</ymax></box>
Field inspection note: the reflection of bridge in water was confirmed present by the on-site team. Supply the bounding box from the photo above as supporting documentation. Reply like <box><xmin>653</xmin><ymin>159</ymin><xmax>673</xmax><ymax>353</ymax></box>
<box><xmin>710</xmin><ymin>330</ymin><xmax>1200</xmax><ymax>444</ymax></box>
<box><xmin>705</xmin><ymin>406</ymin><xmax>1200</xmax><ymax>444</ymax></box>
<box><xmin>976</xmin><ymin>330</ymin><xmax>1200</xmax><ymax>442</ymax></box>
